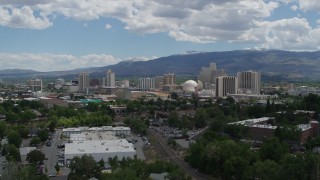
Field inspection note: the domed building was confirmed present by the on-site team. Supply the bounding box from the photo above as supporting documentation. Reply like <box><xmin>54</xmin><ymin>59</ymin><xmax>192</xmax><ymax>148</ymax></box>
<box><xmin>183</xmin><ymin>80</ymin><xmax>198</xmax><ymax>92</ymax></box>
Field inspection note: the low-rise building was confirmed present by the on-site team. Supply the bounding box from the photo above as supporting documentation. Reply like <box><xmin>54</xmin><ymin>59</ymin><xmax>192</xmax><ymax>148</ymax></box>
<box><xmin>64</xmin><ymin>139</ymin><xmax>135</xmax><ymax>164</ymax></box>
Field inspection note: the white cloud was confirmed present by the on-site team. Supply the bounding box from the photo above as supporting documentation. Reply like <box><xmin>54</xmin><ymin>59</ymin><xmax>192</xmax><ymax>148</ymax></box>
<box><xmin>0</xmin><ymin>6</ymin><xmax>52</xmax><ymax>29</ymax></box>
<box><xmin>104</xmin><ymin>24</ymin><xmax>112</xmax><ymax>30</ymax></box>
<box><xmin>239</xmin><ymin>18</ymin><xmax>320</xmax><ymax>50</ymax></box>
<box><xmin>0</xmin><ymin>53</ymin><xmax>119</xmax><ymax>71</ymax></box>
<box><xmin>291</xmin><ymin>5</ymin><xmax>298</xmax><ymax>11</ymax></box>
<box><xmin>297</xmin><ymin>0</ymin><xmax>320</xmax><ymax>11</ymax></box>
<box><xmin>0</xmin><ymin>0</ymin><xmax>319</xmax><ymax>50</ymax></box>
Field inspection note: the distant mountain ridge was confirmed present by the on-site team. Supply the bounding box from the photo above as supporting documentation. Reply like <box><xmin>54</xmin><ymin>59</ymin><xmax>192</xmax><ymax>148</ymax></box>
<box><xmin>105</xmin><ymin>50</ymin><xmax>320</xmax><ymax>78</ymax></box>
<box><xmin>0</xmin><ymin>50</ymin><xmax>320</xmax><ymax>80</ymax></box>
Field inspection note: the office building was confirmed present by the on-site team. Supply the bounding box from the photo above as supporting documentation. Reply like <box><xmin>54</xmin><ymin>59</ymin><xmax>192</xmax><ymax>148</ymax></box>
<box><xmin>29</xmin><ymin>79</ymin><xmax>42</xmax><ymax>92</ymax></box>
<box><xmin>55</xmin><ymin>78</ymin><xmax>65</xmax><ymax>89</ymax></box>
<box><xmin>163</xmin><ymin>73</ymin><xmax>176</xmax><ymax>85</ymax></box>
<box><xmin>139</xmin><ymin>78</ymin><xmax>155</xmax><ymax>90</ymax></box>
<box><xmin>103</xmin><ymin>70</ymin><xmax>116</xmax><ymax>87</ymax></box>
<box><xmin>198</xmin><ymin>63</ymin><xmax>226</xmax><ymax>89</ymax></box>
<box><xmin>78</xmin><ymin>73</ymin><xmax>89</xmax><ymax>93</ymax></box>
<box><xmin>237</xmin><ymin>71</ymin><xmax>261</xmax><ymax>94</ymax></box>
<box><xmin>216</xmin><ymin>76</ymin><xmax>237</xmax><ymax>97</ymax></box>
<box><xmin>155</xmin><ymin>76</ymin><xmax>163</xmax><ymax>89</ymax></box>
<box><xmin>122</xmin><ymin>79</ymin><xmax>130</xmax><ymax>88</ymax></box>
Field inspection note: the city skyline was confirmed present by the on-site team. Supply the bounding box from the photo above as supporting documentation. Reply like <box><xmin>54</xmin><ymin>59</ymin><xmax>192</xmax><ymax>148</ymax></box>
<box><xmin>0</xmin><ymin>0</ymin><xmax>319</xmax><ymax>71</ymax></box>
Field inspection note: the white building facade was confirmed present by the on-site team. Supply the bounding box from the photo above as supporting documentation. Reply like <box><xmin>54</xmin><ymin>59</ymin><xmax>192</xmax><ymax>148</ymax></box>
<box><xmin>216</xmin><ymin>76</ymin><xmax>238</xmax><ymax>97</ymax></box>
<box><xmin>139</xmin><ymin>77</ymin><xmax>155</xmax><ymax>90</ymax></box>
<box><xmin>78</xmin><ymin>73</ymin><xmax>89</xmax><ymax>93</ymax></box>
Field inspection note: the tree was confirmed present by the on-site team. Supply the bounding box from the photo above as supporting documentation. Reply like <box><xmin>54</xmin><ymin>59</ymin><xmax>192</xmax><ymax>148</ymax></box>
<box><xmin>3</xmin><ymin>144</ymin><xmax>21</xmax><ymax>162</ymax></box>
<box><xmin>166</xmin><ymin>168</ymin><xmax>192</xmax><ymax>180</ymax></box>
<box><xmin>7</xmin><ymin>130</ymin><xmax>22</xmax><ymax>148</ymax></box>
<box><xmin>68</xmin><ymin>155</ymin><xmax>101</xmax><ymax>179</ymax></box>
<box><xmin>30</xmin><ymin>137</ymin><xmax>41</xmax><ymax>146</ymax></box>
<box><xmin>27</xmin><ymin>150</ymin><xmax>45</xmax><ymax>164</ymax></box>
<box><xmin>247</xmin><ymin>160</ymin><xmax>280</xmax><ymax>180</ymax></box>
<box><xmin>194</xmin><ymin>108</ymin><xmax>208</xmax><ymax>128</ymax></box>
<box><xmin>0</xmin><ymin>121</ymin><xmax>7</xmax><ymax>138</ymax></box>
<box><xmin>259</xmin><ymin>137</ymin><xmax>284</xmax><ymax>162</ymax></box>
<box><xmin>37</xmin><ymin>129</ymin><xmax>49</xmax><ymax>142</ymax></box>
<box><xmin>55</xmin><ymin>163</ymin><xmax>60</xmax><ymax>174</ymax></box>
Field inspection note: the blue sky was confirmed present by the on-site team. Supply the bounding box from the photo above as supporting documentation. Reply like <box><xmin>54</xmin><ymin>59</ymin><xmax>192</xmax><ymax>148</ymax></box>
<box><xmin>0</xmin><ymin>0</ymin><xmax>319</xmax><ymax>71</ymax></box>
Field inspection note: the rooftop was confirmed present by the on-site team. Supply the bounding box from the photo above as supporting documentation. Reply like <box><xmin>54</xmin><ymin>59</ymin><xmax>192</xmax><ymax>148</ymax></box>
<box><xmin>65</xmin><ymin>139</ymin><xmax>135</xmax><ymax>155</ymax></box>
<box><xmin>229</xmin><ymin>117</ymin><xmax>272</xmax><ymax>126</ymax></box>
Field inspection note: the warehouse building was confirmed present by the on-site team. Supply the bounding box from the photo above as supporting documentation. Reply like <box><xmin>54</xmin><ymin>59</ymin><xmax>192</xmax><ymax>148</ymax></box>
<box><xmin>64</xmin><ymin>139</ymin><xmax>135</xmax><ymax>165</ymax></box>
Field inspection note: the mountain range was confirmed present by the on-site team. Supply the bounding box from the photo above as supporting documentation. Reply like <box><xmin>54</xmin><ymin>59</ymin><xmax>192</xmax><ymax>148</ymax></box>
<box><xmin>1</xmin><ymin>50</ymin><xmax>320</xmax><ymax>80</ymax></box>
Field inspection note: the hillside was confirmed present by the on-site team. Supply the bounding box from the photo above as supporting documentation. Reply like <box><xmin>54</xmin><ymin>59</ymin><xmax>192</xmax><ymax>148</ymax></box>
<box><xmin>0</xmin><ymin>50</ymin><xmax>320</xmax><ymax>80</ymax></box>
<box><xmin>105</xmin><ymin>50</ymin><xmax>320</xmax><ymax>78</ymax></box>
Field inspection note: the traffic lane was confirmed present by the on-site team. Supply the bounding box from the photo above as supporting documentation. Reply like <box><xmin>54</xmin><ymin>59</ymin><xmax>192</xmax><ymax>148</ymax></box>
<box><xmin>42</xmin><ymin>130</ymin><xmax>64</xmax><ymax>175</ymax></box>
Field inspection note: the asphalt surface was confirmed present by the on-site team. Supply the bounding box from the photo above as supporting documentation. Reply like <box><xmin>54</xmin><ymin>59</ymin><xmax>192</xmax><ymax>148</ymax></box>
<box><xmin>149</xmin><ymin>129</ymin><xmax>211</xmax><ymax>180</ymax></box>
<box><xmin>131</xmin><ymin>134</ymin><xmax>146</xmax><ymax>160</ymax></box>
<box><xmin>41</xmin><ymin>130</ymin><xmax>70</xmax><ymax>176</ymax></box>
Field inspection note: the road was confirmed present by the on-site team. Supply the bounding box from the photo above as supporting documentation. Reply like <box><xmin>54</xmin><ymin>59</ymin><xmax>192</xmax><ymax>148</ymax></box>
<box><xmin>41</xmin><ymin>129</ymin><xmax>70</xmax><ymax>176</ymax></box>
<box><xmin>148</xmin><ymin>129</ymin><xmax>211</xmax><ymax>180</ymax></box>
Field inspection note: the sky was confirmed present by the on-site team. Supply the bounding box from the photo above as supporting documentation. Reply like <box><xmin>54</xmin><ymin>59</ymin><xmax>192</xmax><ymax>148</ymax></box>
<box><xmin>0</xmin><ymin>0</ymin><xmax>319</xmax><ymax>72</ymax></box>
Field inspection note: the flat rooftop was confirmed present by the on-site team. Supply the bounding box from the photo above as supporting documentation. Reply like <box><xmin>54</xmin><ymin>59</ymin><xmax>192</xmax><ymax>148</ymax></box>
<box><xmin>65</xmin><ymin>139</ymin><xmax>135</xmax><ymax>155</ymax></box>
<box><xmin>63</xmin><ymin>126</ymin><xmax>130</xmax><ymax>132</ymax></box>
<box><xmin>229</xmin><ymin>117</ymin><xmax>272</xmax><ymax>126</ymax></box>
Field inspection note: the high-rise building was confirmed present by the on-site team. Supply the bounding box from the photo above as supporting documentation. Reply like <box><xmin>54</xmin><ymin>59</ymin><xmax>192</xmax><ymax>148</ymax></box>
<box><xmin>122</xmin><ymin>80</ymin><xmax>130</xmax><ymax>88</ymax></box>
<box><xmin>155</xmin><ymin>76</ymin><xmax>163</xmax><ymax>89</ymax></box>
<box><xmin>216</xmin><ymin>76</ymin><xmax>237</xmax><ymax>97</ymax></box>
<box><xmin>29</xmin><ymin>79</ymin><xmax>42</xmax><ymax>92</ymax></box>
<box><xmin>79</xmin><ymin>73</ymin><xmax>89</xmax><ymax>93</ymax></box>
<box><xmin>198</xmin><ymin>63</ymin><xmax>226</xmax><ymax>89</ymax></box>
<box><xmin>139</xmin><ymin>78</ymin><xmax>155</xmax><ymax>90</ymax></box>
<box><xmin>55</xmin><ymin>78</ymin><xmax>65</xmax><ymax>89</ymax></box>
<box><xmin>103</xmin><ymin>70</ymin><xmax>116</xmax><ymax>87</ymax></box>
<box><xmin>237</xmin><ymin>71</ymin><xmax>261</xmax><ymax>94</ymax></box>
<box><xmin>163</xmin><ymin>73</ymin><xmax>176</xmax><ymax>85</ymax></box>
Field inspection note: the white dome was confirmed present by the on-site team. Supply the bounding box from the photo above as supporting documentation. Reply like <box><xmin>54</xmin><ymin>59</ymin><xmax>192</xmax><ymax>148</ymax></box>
<box><xmin>183</xmin><ymin>80</ymin><xmax>198</xmax><ymax>92</ymax></box>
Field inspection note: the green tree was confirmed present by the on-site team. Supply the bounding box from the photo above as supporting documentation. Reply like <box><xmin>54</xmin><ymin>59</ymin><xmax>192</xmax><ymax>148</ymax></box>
<box><xmin>259</xmin><ymin>137</ymin><xmax>284</xmax><ymax>162</ymax></box>
<box><xmin>247</xmin><ymin>160</ymin><xmax>280</xmax><ymax>180</ymax></box>
<box><xmin>194</xmin><ymin>108</ymin><xmax>208</xmax><ymax>128</ymax></box>
<box><xmin>55</xmin><ymin>163</ymin><xmax>60</xmax><ymax>173</ymax></box>
<box><xmin>30</xmin><ymin>137</ymin><xmax>41</xmax><ymax>146</ymax></box>
<box><xmin>68</xmin><ymin>154</ymin><xmax>101</xmax><ymax>179</ymax></box>
<box><xmin>37</xmin><ymin>129</ymin><xmax>49</xmax><ymax>142</ymax></box>
<box><xmin>3</xmin><ymin>144</ymin><xmax>21</xmax><ymax>162</ymax></box>
<box><xmin>26</xmin><ymin>150</ymin><xmax>45</xmax><ymax>164</ymax></box>
<box><xmin>7</xmin><ymin>130</ymin><xmax>22</xmax><ymax>147</ymax></box>
<box><xmin>0</xmin><ymin>121</ymin><xmax>7</xmax><ymax>138</ymax></box>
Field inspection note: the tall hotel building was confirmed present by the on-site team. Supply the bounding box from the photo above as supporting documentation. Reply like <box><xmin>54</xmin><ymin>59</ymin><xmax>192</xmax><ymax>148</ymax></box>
<box><xmin>103</xmin><ymin>70</ymin><xmax>116</xmax><ymax>87</ymax></box>
<box><xmin>237</xmin><ymin>71</ymin><xmax>261</xmax><ymax>94</ymax></box>
<box><xmin>29</xmin><ymin>79</ymin><xmax>42</xmax><ymax>92</ymax></box>
<box><xmin>198</xmin><ymin>63</ymin><xmax>226</xmax><ymax>89</ymax></box>
<box><xmin>155</xmin><ymin>76</ymin><xmax>163</xmax><ymax>89</ymax></box>
<box><xmin>163</xmin><ymin>73</ymin><xmax>176</xmax><ymax>85</ymax></box>
<box><xmin>78</xmin><ymin>73</ymin><xmax>89</xmax><ymax>93</ymax></box>
<box><xmin>139</xmin><ymin>78</ymin><xmax>155</xmax><ymax>90</ymax></box>
<box><xmin>215</xmin><ymin>76</ymin><xmax>238</xmax><ymax>97</ymax></box>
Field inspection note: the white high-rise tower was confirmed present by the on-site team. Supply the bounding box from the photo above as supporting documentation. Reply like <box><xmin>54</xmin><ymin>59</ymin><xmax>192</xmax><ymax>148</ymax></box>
<box><xmin>79</xmin><ymin>73</ymin><xmax>89</xmax><ymax>93</ymax></box>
